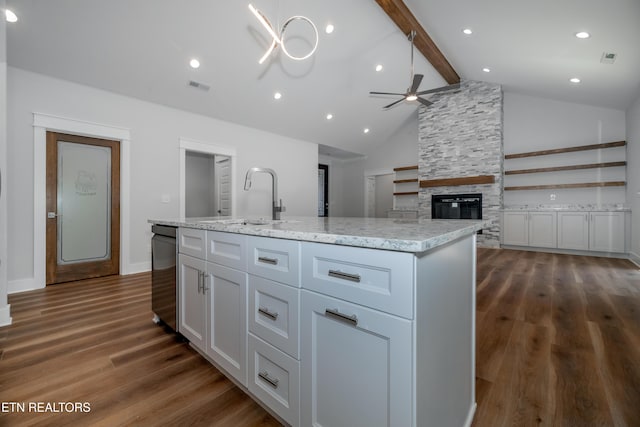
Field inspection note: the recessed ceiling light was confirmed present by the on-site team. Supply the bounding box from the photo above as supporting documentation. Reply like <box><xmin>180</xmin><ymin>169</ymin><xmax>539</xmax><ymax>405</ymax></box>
<box><xmin>189</xmin><ymin>59</ymin><xmax>200</xmax><ymax>69</ymax></box>
<box><xmin>274</xmin><ymin>92</ymin><xmax>282</xmax><ymax>100</ymax></box>
<box><xmin>482</xmin><ymin>67</ymin><xmax>491</xmax><ymax>73</ymax></box>
<box><xmin>363</xmin><ymin>128</ymin><xmax>370</xmax><ymax>134</ymax></box>
<box><xmin>326</xmin><ymin>113</ymin><xmax>333</xmax><ymax>120</ymax></box>
<box><xmin>325</xmin><ymin>24</ymin><xmax>334</xmax><ymax>34</ymax></box>
<box><xmin>5</xmin><ymin>9</ymin><xmax>18</xmax><ymax>22</ymax></box>
<box><xmin>462</xmin><ymin>28</ymin><xmax>472</xmax><ymax>35</ymax></box>
<box><xmin>375</xmin><ymin>64</ymin><xmax>383</xmax><ymax>72</ymax></box>
<box><xmin>569</xmin><ymin>77</ymin><xmax>581</xmax><ymax>83</ymax></box>
<box><xmin>575</xmin><ymin>31</ymin><xmax>590</xmax><ymax>39</ymax></box>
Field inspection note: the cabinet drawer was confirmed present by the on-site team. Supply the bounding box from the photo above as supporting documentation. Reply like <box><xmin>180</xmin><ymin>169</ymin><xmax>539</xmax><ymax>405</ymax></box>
<box><xmin>248</xmin><ymin>236</ymin><xmax>300</xmax><ymax>287</ymax></box>
<box><xmin>302</xmin><ymin>242</ymin><xmax>414</xmax><ymax>319</ymax></box>
<box><xmin>207</xmin><ymin>231</ymin><xmax>247</xmax><ymax>270</ymax></box>
<box><xmin>248</xmin><ymin>334</ymin><xmax>300</xmax><ymax>427</ymax></box>
<box><xmin>179</xmin><ymin>228</ymin><xmax>207</xmax><ymax>259</ymax></box>
<box><xmin>249</xmin><ymin>275</ymin><xmax>300</xmax><ymax>359</ymax></box>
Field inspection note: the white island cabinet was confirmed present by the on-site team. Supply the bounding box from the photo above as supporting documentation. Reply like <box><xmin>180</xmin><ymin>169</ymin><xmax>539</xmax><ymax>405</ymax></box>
<box><xmin>154</xmin><ymin>216</ymin><xmax>485</xmax><ymax>427</ymax></box>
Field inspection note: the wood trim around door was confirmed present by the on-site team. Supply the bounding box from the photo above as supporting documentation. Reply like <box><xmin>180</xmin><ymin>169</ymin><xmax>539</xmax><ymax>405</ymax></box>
<box><xmin>46</xmin><ymin>132</ymin><xmax>121</xmax><ymax>284</ymax></box>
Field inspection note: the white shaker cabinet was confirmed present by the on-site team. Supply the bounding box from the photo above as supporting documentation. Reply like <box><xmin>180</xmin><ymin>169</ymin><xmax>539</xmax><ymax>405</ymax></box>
<box><xmin>502</xmin><ymin>210</ymin><xmax>556</xmax><ymax>248</ymax></box>
<box><xmin>557</xmin><ymin>211</ymin><xmax>590</xmax><ymax>250</ymax></box>
<box><xmin>557</xmin><ymin>211</ymin><xmax>626</xmax><ymax>253</ymax></box>
<box><xmin>178</xmin><ymin>253</ymin><xmax>207</xmax><ymax>351</ymax></box>
<box><xmin>300</xmin><ymin>290</ymin><xmax>412</xmax><ymax>427</ymax></box>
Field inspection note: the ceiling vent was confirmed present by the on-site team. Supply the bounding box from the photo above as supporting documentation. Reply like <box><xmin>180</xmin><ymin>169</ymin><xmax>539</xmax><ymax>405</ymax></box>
<box><xmin>600</xmin><ymin>52</ymin><xmax>617</xmax><ymax>64</ymax></box>
<box><xmin>188</xmin><ymin>80</ymin><xmax>211</xmax><ymax>91</ymax></box>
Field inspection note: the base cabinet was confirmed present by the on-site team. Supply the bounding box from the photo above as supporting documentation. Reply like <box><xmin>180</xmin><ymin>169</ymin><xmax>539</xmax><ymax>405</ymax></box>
<box><xmin>178</xmin><ymin>254</ymin><xmax>207</xmax><ymax>350</ymax></box>
<box><xmin>558</xmin><ymin>211</ymin><xmax>626</xmax><ymax>253</ymax></box>
<box><xmin>300</xmin><ymin>290</ymin><xmax>412</xmax><ymax>427</ymax></box>
<box><xmin>502</xmin><ymin>211</ymin><xmax>556</xmax><ymax>248</ymax></box>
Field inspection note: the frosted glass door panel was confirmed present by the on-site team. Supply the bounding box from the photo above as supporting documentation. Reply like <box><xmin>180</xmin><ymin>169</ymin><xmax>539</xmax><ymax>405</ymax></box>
<box><xmin>57</xmin><ymin>141</ymin><xmax>111</xmax><ymax>264</ymax></box>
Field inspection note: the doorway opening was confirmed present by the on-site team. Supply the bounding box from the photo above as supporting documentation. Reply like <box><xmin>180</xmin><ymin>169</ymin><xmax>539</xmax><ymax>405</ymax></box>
<box><xmin>364</xmin><ymin>170</ymin><xmax>394</xmax><ymax>218</ymax></box>
<box><xmin>318</xmin><ymin>164</ymin><xmax>329</xmax><ymax>217</ymax></box>
<box><xmin>46</xmin><ymin>132</ymin><xmax>120</xmax><ymax>284</ymax></box>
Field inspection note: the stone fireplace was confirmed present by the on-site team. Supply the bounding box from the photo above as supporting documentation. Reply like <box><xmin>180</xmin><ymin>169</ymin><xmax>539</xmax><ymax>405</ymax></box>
<box><xmin>418</xmin><ymin>80</ymin><xmax>503</xmax><ymax>247</ymax></box>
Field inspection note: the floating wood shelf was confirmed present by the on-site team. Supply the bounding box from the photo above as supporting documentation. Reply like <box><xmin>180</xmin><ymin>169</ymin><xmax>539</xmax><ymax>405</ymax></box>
<box><xmin>394</xmin><ymin>165</ymin><xmax>418</xmax><ymax>172</ymax></box>
<box><xmin>505</xmin><ymin>161</ymin><xmax>626</xmax><ymax>175</ymax></box>
<box><xmin>504</xmin><ymin>141</ymin><xmax>625</xmax><ymax>159</ymax></box>
<box><xmin>504</xmin><ymin>181</ymin><xmax>626</xmax><ymax>191</ymax></box>
<box><xmin>420</xmin><ymin>175</ymin><xmax>495</xmax><ymax>188</ymax></box>
<box><xmin>394</xmin><ymin>191</ymin><xmax>419</xmax><ymax>196</ymax></box>
<box><xmin>394</xmin><ymin>178</ymin><xmax>419</xmax><ymax>184</ymax></box>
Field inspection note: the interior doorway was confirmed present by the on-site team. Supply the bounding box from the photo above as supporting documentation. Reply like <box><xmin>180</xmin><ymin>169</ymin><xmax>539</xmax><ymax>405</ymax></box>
<box><xmin>318</xmin><ymin>164</ymin><xmax>329</xmax><ymax>217</ymax></box>
<box><xmin>185</xmin><ymin>152</ymin><xmax>231</xmax><ymax>217</ymax></box>
<box><xmin>45</xmin><ymin>132</ymin><xmax>120</xmax><ymax>284</ymax></box>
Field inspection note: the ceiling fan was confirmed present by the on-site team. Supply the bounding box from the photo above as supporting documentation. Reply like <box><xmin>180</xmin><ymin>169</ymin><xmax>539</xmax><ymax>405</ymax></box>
<box><xmin>370</xmin><ymin>30</ymin><xmax>460</xmax><ymax>110</ymax></box>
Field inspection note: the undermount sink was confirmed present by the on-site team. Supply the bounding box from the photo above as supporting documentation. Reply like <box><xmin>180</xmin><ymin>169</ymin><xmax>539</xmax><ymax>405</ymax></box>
<box><xmin>198</xmin><ymin>218</ymin><xmax>298</xmax><ymax>226</ymax></box>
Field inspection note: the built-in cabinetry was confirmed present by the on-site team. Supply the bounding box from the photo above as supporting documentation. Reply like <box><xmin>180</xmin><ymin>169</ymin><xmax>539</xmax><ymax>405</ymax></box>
<box><xmin>178</xmin><ymin>227</ymin><xmax>477</xmax><ymax>427</ymax></box>
<box><xmin>502</xmin><ymin>210</ymin><xmax>628</xmax><ymax>254</ymax></box>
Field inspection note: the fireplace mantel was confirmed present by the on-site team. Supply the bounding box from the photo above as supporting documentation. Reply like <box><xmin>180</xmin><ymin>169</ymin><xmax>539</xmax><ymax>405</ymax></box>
<box><xmin>419</xmin><ymin>175</ymin><xmax>496</xmax><ymax>188</ymax></box>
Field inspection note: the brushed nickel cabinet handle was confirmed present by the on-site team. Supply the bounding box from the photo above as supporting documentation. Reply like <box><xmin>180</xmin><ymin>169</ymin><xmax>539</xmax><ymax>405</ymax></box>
<box><xmin>258</xmin><ymin>306</ymin><xmax>279</xmax><ymax>321</ymax></box>
<box><xmin>197</xmin><ymin>271</ymin><xmax>203</xmax><ymax>293</ymax></box>
<box><xmin>258</xmin><ymin>371</ymin><xmax>279</xmax><ymax>388</ymax></box>
<box><xmin>328</xmin><ymin>270</ymin><xmax>361</xmax><ymax>283</ymax></box>
<box><xmin>258</xmin><ymin>256</ymin><xmax>278</xmax><ymax>265</ymax></box>
<box><xmin>325</xmin><ymin>308</ymin><xmax>358</xmax><ymax>326</ymax></box>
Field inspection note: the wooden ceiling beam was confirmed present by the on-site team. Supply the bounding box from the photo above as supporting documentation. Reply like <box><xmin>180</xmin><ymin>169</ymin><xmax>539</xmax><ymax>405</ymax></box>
<box><xmin>375</xmin><ymin>0</ymin><xmax>460</xmax><ymax>84</ymax></box>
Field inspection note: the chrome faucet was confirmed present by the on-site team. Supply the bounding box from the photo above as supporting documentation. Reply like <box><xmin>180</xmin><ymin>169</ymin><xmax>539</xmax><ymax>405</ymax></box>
<box><xmin>243</xmin><ymin>167</ymin><xmax>285</xmax><ymax>220</ymax></box>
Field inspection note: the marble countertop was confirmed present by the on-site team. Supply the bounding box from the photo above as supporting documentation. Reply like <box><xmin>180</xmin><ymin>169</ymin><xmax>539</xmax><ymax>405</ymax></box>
<box><xmin>502</xmin><ymin>204</ymin><xmax>630</xmax><ymax>212</ymax></box>
<box><xmin>149</xmin><ymin>216</ymin><xmax>490</xmax><ymax>253</ymax></box>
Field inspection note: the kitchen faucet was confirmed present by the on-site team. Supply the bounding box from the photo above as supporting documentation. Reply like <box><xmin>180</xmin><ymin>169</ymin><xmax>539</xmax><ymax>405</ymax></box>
<box><xmin>243</xmin><ymin>167</ymin><xmax>285</xmax><ymax>220</ymax></box>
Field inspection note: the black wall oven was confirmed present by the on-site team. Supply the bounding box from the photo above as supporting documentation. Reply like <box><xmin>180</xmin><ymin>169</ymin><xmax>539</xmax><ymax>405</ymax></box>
<box><xmin>432</xmin><ymin>193</ymin><xmax>482</xmax><ymax>220</ymax></box>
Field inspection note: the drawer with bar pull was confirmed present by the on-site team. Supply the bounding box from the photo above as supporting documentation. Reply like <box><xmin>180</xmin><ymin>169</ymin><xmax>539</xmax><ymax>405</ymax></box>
<box><xmin>301</xmin><ymin>242</ymin><xmax>414</xmax><ymax>319</ymax></box>
<box><xmin>248</xmin><ymin>275</ymin><xmax>300</xmax><ymax>359</ymax></box>
<box><xmin>248</xmin><ymin>236</ymin><xmax>301</xmax><ymax>287</ymax></box>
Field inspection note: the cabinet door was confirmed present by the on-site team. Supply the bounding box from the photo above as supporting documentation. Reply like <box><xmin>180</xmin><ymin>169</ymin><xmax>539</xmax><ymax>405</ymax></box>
<box><xmin>178</xmin><ymin>254</ymin><xmax>207</xmax><ymax>350</ymax></box>
<box><xmin>205</xmin><ymin>262</ymin><xmax>247</xmax><ymax>386</ymax></box>
<box><xmin>301</xmin><ymin>290</ymin><xmax>412</xmax><ymax>427</ymax></box>
<box><xmin>557</xmin><ymin>212</ymin><xmax>589</xmax><ymax>250</ymax></box>
<box><xmin>502</xmin><ymin>211</ymin><xmax>529</xmax><ymax>246</ymax></box>
<box><xmin>528</xmin><ymin>211</ymin><xmax>557</xmax><ymax>248</ymax></box>
<box><xmin>589</xmin><ymin>212</ymin><xmax>625</xmax><ymax>253</ymax></box>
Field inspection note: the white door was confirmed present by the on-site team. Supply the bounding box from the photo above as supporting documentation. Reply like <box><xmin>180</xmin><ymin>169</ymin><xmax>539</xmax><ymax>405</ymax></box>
<box><xmin>557</xmin><ymin>211</ymin><xmax>589</xmax><ymax>250</ymax></box>
<box><xmin>589</xmin><ymin>212</ymin><xmax>625</xmax><ymax>253</ymax></box>
<box><xmin>216</xmin><ymin>157</ymin><xmax>231</xmax><ymax>216</ymax></box>
<box><xmin>502</xmin><ymin>211</ymin><xmax>529</xmax><ymax>246</ymax></box>
<box><xmin>178</xmin><ymin>254</ymin><xmax>207</xmax><ymax>350</ymax></box>
<box><xmin>205</xmin><ymin>262</ymin><xmax>247</xmax><ymax>386</ymax></box>
<box><xmin>528</xmin><ymin>211</ymin><xmax>557</xmax><ymax>248</ymax></box>
<box><xmin>301</xmin><ymin>290</ymin><xmax>412</xmax><ymax>427</ymax></box>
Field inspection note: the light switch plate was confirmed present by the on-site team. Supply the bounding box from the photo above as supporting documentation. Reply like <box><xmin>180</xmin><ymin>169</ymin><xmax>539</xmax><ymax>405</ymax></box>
<box><xmin>161</xmin><ymin>194</ymin><xmax>170</xmax><ymax>203</ymax></box>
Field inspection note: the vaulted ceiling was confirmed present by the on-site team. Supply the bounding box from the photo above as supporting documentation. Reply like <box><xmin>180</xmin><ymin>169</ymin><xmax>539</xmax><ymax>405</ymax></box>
<box><xmin>5</xmin><ymin>0</ymin><xmax>640</xmax><ymax>156</ymax></box>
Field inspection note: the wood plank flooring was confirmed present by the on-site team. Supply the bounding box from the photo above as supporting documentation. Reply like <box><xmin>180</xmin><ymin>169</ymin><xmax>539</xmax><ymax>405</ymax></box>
<box><xmin>473</xmin><ymin>249</ymin><xmax>640</xmax><ymax>427</ymax></box>
<box><xmin>1</xmin><ymin>249</ymin><xmax>639</xmax><ymax>426</ymax></box>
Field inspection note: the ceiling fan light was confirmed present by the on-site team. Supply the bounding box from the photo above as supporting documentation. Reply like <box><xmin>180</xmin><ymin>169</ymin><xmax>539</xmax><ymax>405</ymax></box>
<box><xmin>406</xmin><ymin>94</ymin><xmax>418</xmax><ymax>101</ymax></box>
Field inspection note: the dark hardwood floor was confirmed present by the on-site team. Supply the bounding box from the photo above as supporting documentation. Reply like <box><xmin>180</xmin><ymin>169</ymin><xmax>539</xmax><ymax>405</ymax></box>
<box><xmin>1</xmin><ymin>249</ymin><xmax>638</xmax><ymax>426</ymax></box>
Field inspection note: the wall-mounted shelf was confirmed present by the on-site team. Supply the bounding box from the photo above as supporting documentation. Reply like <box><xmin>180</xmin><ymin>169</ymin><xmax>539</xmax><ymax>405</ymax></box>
<box><xmin>394</xmin><ymin>178</ymin><xmax>419</xmax><ymax>184</ymax></box>
<box><xmin>393</xmin><ymin>166</ymin><xmax>419</xmax><ymax>209</ymax></box>
<box><xmin>505</xmin><ymin>161</ymin><xmax>626</xmax><ymax>175</ymax></box>
<box><xmin>504</xmin><ymin>141</ymin><xmax>625</xmax><ymax>159</ymax></box>
<box><xmin>394</xmin><ymin>191</ymin><xmax>419</xmax><ymax>196</ymax></box>
<box><xmin>503</xmin><ymin>141</ymin><xmax>626</xmax><ymax>191</ymax></box>
<box><xmin>419</xmin><ymin>175</ymin><xmax>495</xmax><ymax>188</ymax></box>
<box><xmin>394</xmin><ymin>165</ymin><xmax>418</xmax><ymax>172</ymax></box>
<box><xmin>504</xmin><ymin>181</ymin><xmax>625</xmax><ymax>191</ymax></box>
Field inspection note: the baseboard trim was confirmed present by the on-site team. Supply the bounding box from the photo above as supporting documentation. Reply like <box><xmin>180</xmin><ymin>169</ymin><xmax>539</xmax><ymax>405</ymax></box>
<box><xmin>501</xmin><ymin>245</ymin><xmax>629</xmax><ymax>259</ymax></box>
<box><xmin>0</xmin><ymin>304</ymin><xmax>12</xmax><ymax>326</ymax></box>
<box><xmin>629</xmin><ymin>251</ymin><xmax>640</xmax><ymax>268</ymax></box>
<box><xmin>463</xmin><ymin>402</ymin><xmax>477</xmax><ymax>427</ymax></box>
<box><xmin>123</xmin><ymin>261</ymin><xmax>151</xmax><ymax>275</ymax></box>
<box><xmin>8</xmin><ymin>277</ymin><xmax>44</xmax><ymax>295</ymax></box>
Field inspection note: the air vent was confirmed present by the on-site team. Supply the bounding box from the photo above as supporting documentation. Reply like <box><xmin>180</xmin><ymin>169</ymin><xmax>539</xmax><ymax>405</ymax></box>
<box><xmin>600</xmin><ymin>52</ymin><xmax>617</xmax><ymax>64</ymax></box>
<box><xmin>188</xmin><ymin>80</ymin><xmax>211</xmax><ymax>91</ymax></box>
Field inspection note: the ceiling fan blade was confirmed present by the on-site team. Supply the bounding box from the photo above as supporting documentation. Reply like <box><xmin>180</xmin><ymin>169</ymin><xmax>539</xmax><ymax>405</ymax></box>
<box><xmin>416</xmin><ymin>83</ymin><xmax>461</xmax><ymax>96</ymax></box>
<box><xmin>383</xmin><ymin>98</ymin><xmax>406</xmax><ymax>109</ymax></box>
<box><xmin>409</xmin><ymin>74</ymin><xmax>423</xmax><ymax>93</ymax></box>
<box><xmin>417</xmin><ymin>97</ymin><xmax>433</xmax><ymax>107</ymax></box>
<box><xmin>370</xmin><ymin>91</ymin><xmax>408</xmax><ymax>96</ymax></box>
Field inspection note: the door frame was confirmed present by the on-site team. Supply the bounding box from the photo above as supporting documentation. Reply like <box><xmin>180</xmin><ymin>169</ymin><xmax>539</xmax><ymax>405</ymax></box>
<box><xmin>179</xmin><ymin>137</ymin><xmax>237</xmax><ymax>219</ymax></box>
<box><xmin>318</xmin><ymin>164</ymin><xmax>329</xmax><ymax>217</ymax></box>
<box><xmin>27</xmin><ymin>113</ymin><xmax>131</xmax><ymax>292</ymax></box>
<box><xmin>363</xmin><ymin>168</ymin><xmax>393</xmax><ymax>218</ymax></box>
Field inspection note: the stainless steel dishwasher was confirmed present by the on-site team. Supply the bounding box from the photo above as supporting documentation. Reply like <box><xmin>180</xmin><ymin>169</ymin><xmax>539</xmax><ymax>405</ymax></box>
<box><xmin>151</xmin><ymin>224</ymin><xmax>177</xmax><ymax>331</ymax></box>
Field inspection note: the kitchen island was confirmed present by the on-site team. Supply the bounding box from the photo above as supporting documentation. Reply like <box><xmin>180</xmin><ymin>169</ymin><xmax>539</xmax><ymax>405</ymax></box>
<box><xmin>148</xmin><ymin>216</ymin><xmax>488</xmax><ymax>427</ymax></box>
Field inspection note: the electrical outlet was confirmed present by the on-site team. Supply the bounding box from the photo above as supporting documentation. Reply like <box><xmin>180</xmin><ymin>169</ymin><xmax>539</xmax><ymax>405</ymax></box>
<box><xmin>550</xmin><ymin>194</ymin><xmax>556</xmax><ymax>201</ymax></box>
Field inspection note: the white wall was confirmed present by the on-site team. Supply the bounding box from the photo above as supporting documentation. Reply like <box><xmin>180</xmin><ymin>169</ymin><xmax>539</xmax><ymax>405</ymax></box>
<box><xmin>627</xmin><ymin>93</ymin><xmax>640</xmax><ymax>264</ymax></box>
<box><xmin>0</xmin><ymin>0</ymin><xmax>11</xmax><ymax>324</ymax></box>
<box><xmin>361</xmin><ymin>112</ymin><xmax>418</xmax><ymax>172</ymax></box>
<box><xmin>7</xmin><ymin>67</ymin><xmax>317</xmax><ymax>290</ymax></box>
<box><xmin>504</xmin><ymin>92</ymin><xmax>627</xmax><ymax>206</ymax></box>
<box><xmin>318</xmin><ymin>155</ymin><xmax>366</xmax><ymax>217</ymax></box>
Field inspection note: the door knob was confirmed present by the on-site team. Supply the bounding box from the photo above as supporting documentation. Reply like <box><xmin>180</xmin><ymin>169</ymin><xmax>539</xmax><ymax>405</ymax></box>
<box><xmin>47</xmin><ymin>212</ymin><xmax>58</xmax><ymax>219</ymax></box>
